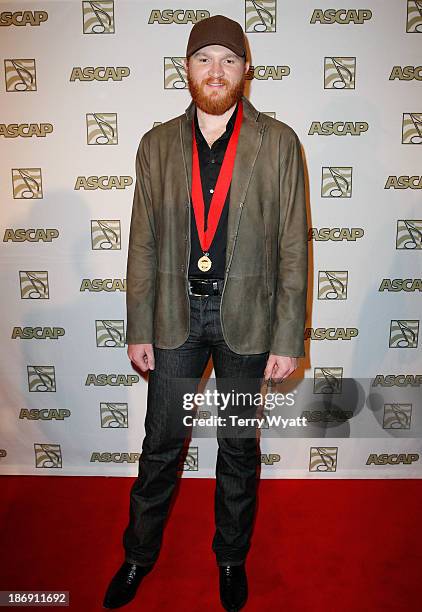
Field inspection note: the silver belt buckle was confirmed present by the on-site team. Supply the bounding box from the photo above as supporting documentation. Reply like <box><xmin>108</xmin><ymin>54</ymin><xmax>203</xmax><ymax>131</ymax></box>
<box><xmin>189</xmin><ymin>279</ymin><xmax>220</xmax><ymax>297</ymax></box>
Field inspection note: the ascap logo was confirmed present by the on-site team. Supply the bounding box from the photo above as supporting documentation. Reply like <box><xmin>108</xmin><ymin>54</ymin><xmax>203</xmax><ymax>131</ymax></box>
<box><xmin>389</xmin><ymin>66</ymin><xmax>422</xmax><ymax>80</ymax></box>
<box><xmin>309</xmin><ymin>121</ymin><xmax>368</xmax><ymax>136</ymax></box>
<box><xmin>95</xmin><ymin>320</ymin><xmax>125</xmax><ymax>348</ymax></box>
<box><xmin>389</xmin><ymin>320</ymin><xmax>419</xmax><ymax>348</ymax></box>
<box><xmin>379</xmin><ymin>278</ymin><xmax>422</xmax><ymax>292</ymax></box>
<box><xmin>310</xmin><ymin>9</ymin><xmax>372</xmax><ymax>24</ymax></box>
<box><xmin>12</xmin><ymin>327</ymin><xmax>65</xmax><ymax>340</ymax></box>
<box><xmin>246</xmin><ymin>65</ymin><xmax>290</xmax><ymax>80</ymax></box>
<box><xmin>0</xmin><ymin>11</ymin><xmax>48</xmax><ymax>26</ymax></box>
<box><xmin>12</xmin><ymin>168</ymin><xmax>43</xmax><ymax>199</ymax></box>
<box><xmin>86</xmin><ymin>113</ymin><xmax>117</xmax><ymax>144</ymax></box>
<box><xmin>308</xmin><ymin>227</ymin><xmax>364</xmax><ymax>241</ymax></box>
<box><xmin>318</xmin><ymin>271</ymin><xmax>348</xmax><ymax>300</ymax></box>
<box><xmin>91</xmin><ymin>220</ymin><xmax>121</xmax><ymax>249</ymax></box>
<box><xmin>19</xmin><ymin>271</ymin><xmax>49</xmax><ymax>299</ymax></box>
<box><xmin>70</xmin><ymin>67</ymin><xmax>130</xmax><ymax>81</ymax></box>
<box><xmin>0</xmin><ymin>123</ymin><xmax>53</xmax><ymax>138</ymax></box>
<box><xmin>406</xmin><ymin>1</ymin><xmax>422</xmax><ymax>33</ymax></box>
<box><xmin>27</xmin><ymin>366</ymin><xmax>56</xmax><ymax>392</ymax></box>
<box><xmin>245</xmin><ymin>0</ymin><xmax>276</xmax><ymax>32</ymax></box>
<box><xmin>178</xmin><ymin>446</ymin><xmax>198</xmax><ymax>471</ymax></box>
<box><xmin>100</xmin><ymin>403</ymin><xmax>128</xmax><ymax>428</ymax></box>
<box><xmin>324</xmin><ymin>57</ymin><xmax>356</xmax><ymax>89</ymax></box>
<box><xmin>164</xmin><ymin>57</ymin><xmax>187</xmax><ymax>89</ymax></box>
<box><xmin>148</xmin><ymin>9</ymin><xmax>210</xmax><ymax>23</ymax></box>
<box><xmin>82</xmin><ymin>0</ymin><xmax>114</xmax><ymax>34</ymax></box>
<box><xmin>402</xmin><ymin>113</ymin><xmax>422</xmax><ymax>144</ymax></box>
<box><xmin>322</xmin><ymin>167</ymin><xmax>352</xmax><ymax>198</ymax></box>
<box><xmin>396</xmin><ymin>220</ymin><xmax>422</xmax><ymax>249</ymax></box>
<box><xmin>305</xmin><ymin>328</ymin><xmax>358</xmax><ymax>341</ymax></box>
<box><xmin>385</xmin><ymin>175</ymin><xmax>422</xmax><ymax>189</ymax></box>
<box><xmin>75</xmin><ymin>176</ymin><xmax>132</xmax><ymax>190</ymax></box>
<box><xmin>20</xmin><ymin>409</ymin><xmax>70</xmax><ymax>420</ymax></box>
<box><xmin>0</xmin><ymin>449</ymin><xmax>7</xmax><ymax>458</ymax></box>
<box><xmin>372</xmin><ymin>374</ymin><xmax>422</xmax><ymax>387</ymax></box>
<box><xmin>5</xmin><ymin>59</ymin><xmax>36</xmax><ymax>91</ymax></box>
<box><xmin>85</xmin><ymin>374</ymin><xmax>139</xmax><ymax>386</ymax></box>
<box><xmin>314</xmin><ymin>367</ymin><xmax>343</xmax><ymax>394</ymax></box>
<box><xmin>90</xmin><ymin>452</ymin><xmax>141</xmax><ymax>463</ymax></box>
<box><xmin>261</xmin><ymin>453</ymin><xmax>280</xmax><ymax>465</ymax></box>
<box><xmin>4</xmin><ymin>229</ymin><xmax>59</xmax><ymax>242</ymax></box>
<box><xmin>35</xmin><ymin>443</ymin><xmax>62</xmax><ymax>468</ymax></box>
<box><xmin>80</xmin><ymin>278</ymin><xmax>126</xmax><ymax>292</ymax></box>
<box><xmin>309</xmin><ymin>447</ymin><xmax>338</xmax><ymax>471</ymax></box>
<box><xmin>383</xmin><ymin>404</ymin><xmax>412</xmax><ymax>429</ymax></box>
<box><xmin>366</xmin><ymin>453</ymin><xmax>419</xmax><ymax>465</ymax></box>
<box><xmin>302</xmin><ymin>409</ymin><xmax>352</xmax><ymax>422</ymax></box>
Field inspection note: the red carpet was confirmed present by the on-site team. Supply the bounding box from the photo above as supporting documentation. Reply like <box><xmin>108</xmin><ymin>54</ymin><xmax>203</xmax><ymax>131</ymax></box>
<box><xmin>1</xmin><ymin>476</ymin><xmax>421</xmax><ymax>611</ymax></box>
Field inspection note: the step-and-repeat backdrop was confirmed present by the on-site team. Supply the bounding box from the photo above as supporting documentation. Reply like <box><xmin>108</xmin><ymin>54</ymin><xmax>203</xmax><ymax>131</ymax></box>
<box><xmin>1</xmin><ymin>1</ymin><xmax>421</xmax><ymax>477</ymax></box>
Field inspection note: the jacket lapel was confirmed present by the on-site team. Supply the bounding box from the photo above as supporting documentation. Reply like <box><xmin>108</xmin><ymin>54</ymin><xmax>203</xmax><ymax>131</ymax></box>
<box><xmin>180</xmin><ymin>95</ymin><xmax>265</xmax><ymax>270</ymax></box>
<box><xmin>180</xmin><ymin>102</ymin><xmax>194</xmax><ymax>204</ymax></box>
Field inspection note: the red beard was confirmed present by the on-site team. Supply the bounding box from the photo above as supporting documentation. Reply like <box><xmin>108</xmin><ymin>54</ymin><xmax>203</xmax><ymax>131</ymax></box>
<box><xmin>187</xmin><ymin>70</ymin><xmax>245</xmax><ymax>115</ymax></box>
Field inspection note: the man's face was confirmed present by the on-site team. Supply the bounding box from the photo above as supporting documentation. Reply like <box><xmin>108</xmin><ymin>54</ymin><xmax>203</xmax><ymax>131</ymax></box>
<box><xmin>185</xmin><ymin>45</ymin><xmax>250</xmax><ymax>116</ymax></box>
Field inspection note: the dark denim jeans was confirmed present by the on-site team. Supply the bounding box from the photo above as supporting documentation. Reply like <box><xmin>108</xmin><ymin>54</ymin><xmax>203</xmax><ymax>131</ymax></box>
<box><xmin>123</xmin><ymin>293</ymin><xmax>268</xmax><ymax>567</ymax></box>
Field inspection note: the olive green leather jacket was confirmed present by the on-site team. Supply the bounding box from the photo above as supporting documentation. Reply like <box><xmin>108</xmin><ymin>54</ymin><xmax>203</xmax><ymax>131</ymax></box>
<box><xmin>126</xmin><ymin>95</ymin><xmax>308</xmax><ymax>356</ymax></box>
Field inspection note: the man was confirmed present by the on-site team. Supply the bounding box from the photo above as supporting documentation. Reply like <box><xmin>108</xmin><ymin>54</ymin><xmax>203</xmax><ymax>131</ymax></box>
<box><xmin>103</xmin><ymin>14</ymin><xmax>308</xmax><ymax>611</ymax></box>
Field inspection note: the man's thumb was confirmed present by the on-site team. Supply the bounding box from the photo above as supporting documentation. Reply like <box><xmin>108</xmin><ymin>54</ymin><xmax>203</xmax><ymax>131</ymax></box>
<box><xmin>145</xmin><ymin>346</ymin><xmax>155</xmax><ymax>370</ymax></box>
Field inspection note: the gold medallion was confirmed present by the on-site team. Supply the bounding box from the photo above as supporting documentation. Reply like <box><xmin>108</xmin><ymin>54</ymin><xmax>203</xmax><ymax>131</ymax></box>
<box><xmin>198</xmin><ymin>255</ymin><xmax>212</xmax><ymax>272</ymax></box>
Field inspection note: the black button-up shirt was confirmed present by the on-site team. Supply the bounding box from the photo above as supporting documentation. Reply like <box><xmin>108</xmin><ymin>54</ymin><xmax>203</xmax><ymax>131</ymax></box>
<box><xmin>188</xmin><ymin>102</ymin><xmax>239</xmax><ymax>279</ymax></box>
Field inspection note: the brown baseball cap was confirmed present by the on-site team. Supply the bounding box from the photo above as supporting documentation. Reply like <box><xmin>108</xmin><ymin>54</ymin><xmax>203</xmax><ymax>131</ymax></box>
<box><xmin>186</xmin><ymin>15</ymin><xmax>246</xmax><ymax>59</ymax></box>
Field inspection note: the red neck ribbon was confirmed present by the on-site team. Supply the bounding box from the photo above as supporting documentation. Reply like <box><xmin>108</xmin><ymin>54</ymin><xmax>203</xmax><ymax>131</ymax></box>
<box><xmin>191</xmin><ymin>100</ymin><xmax>243</xmax><ymax>254</ymax></box>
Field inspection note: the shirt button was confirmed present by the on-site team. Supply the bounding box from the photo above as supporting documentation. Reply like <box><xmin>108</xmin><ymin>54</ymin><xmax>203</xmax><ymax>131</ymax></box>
<box><xmin>210</xmin><ymin>189</ymin><xmax>214</xmax><ymax>193</ymax></box>
<box><xmin>211</xmin><ymin>159</ymin><xmax>215</xmax><ymax>164</ymax></box>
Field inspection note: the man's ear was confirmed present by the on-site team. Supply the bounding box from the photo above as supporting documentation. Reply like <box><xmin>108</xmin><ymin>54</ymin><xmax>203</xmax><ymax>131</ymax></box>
<box><xmin>244</xmin><ymin>60</ymin><xmax>250</xmax><ymax>74</ymax></box>
<box><xmin>183</xmin><ymin>57</ymin><xmax>188</xmax><ymax>71</ymax></box>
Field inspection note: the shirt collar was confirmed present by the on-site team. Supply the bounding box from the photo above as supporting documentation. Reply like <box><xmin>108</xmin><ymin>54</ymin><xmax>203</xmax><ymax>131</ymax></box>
<box><xmin>194</xmin><ymin>101</ymin><xmax>239</xmax><ymax>144</ymax></box>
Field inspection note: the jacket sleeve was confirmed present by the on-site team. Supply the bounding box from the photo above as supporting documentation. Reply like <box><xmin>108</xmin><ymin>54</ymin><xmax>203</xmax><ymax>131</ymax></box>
<box><xmin>126</xmin><ymin>133</ymin><xmax>157</xmax><ymax>345</ymax></box>
<box><xmin>270</xmin><ymin>130</ymin><xmax>308</xmax><ymax>357</ymax></box>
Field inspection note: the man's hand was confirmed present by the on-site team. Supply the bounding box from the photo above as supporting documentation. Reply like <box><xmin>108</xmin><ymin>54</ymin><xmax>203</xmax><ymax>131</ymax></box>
<box><xmin>127</xmin><ymin>343</ymin><xmax>155</xmax><ymax>372</ymax></box>
<box><xmin>264</xmin><ymin>354</ymin><xmax>297</xmax><ymax>383</ymax></box>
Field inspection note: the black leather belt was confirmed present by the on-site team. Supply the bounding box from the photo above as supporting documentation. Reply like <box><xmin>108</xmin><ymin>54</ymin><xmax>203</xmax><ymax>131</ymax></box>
<box><xmin>188</xmin><ymin>277</ymin><xmax>224</xmax><ymax>296</ymax></box>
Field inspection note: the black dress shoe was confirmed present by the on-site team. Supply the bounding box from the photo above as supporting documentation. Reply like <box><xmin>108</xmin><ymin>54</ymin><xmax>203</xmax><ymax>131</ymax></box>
<box><xmin>219</xmin><ymin>563</ymin><xmax>248</xmax><ymax>611</ymax></box>
<box><xmin>103</xmin><ymin>561</ymin><xmax>153</xmax><ymax>609</ymax></box>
